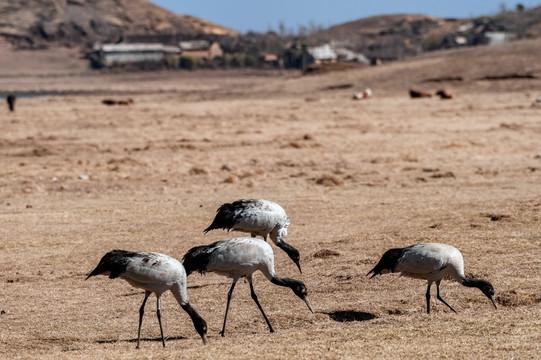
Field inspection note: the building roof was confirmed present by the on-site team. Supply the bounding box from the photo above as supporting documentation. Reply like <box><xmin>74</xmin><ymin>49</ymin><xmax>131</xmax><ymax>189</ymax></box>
<box><xmin>96</xmin><ymin>43</ymin><xmax>180</xmax><ymax>53</ymax></box>
<box><xmin>179</xmin><ymin>40</ymin><xmax>210</xmax><ymax>51</ymax></box>
<box><xmin>307</xmin><ymin>44</ymin><xmax>337</xmax><ymax>60</ymax></box>
<box><xmin>333</xmin><ymin>47</ymin><xmax>369</xmax><ymax>64</ymax></box>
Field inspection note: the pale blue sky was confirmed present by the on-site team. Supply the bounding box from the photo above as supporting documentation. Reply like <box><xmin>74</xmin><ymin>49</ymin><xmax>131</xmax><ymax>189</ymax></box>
<box><xmin>152</xmin><ymin>0</ymin><xmax>539</xmax><ymax>33</ymax></box>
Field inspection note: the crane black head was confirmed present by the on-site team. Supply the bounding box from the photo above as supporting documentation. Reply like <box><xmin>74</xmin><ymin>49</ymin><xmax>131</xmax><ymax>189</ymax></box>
<box><xmin>272</xmin><ymin>277</ymin><xmax>314</xmax><ymax>313</ymax></box>
<box><xmin>479</xmin><ymin>280</ymin><xmax>497</xmax><ymax>310</ymax></box>
<box><xmin>463</xmin><ymin>278</ymin><xmax>498</xmax><ymax>310</ymax></box>
<box><xmin>181</xmin><ymin>303</ymin><xmax>208</xmax><ymax>345</ymax></box>
<box><xmin>193</xmin><ymin>313</ymin><xmax>208</xmax><ymax>345</ymax></box>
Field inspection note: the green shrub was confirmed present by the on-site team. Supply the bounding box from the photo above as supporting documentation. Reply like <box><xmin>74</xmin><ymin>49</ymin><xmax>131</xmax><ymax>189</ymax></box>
<box><xmin>179</xmin><ymin>56</ymin><xmax>199</xmax><ymax>69</ymax></box>
<box><xmin>243</xmin><ymin>54</ymin><xmax>257</xmax><ymax>67</ymax></box>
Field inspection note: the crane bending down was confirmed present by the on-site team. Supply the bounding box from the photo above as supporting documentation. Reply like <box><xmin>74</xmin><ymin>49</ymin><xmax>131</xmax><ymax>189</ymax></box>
<box><xmin>204</xmin><ymin>199</ymin><xmax>302</xmax><ymax>273</ymax></box>
<box><xmin>182</xmin><ymin>237</ymin><xmax>313</xmax><ymax>336</ymax></box>
<box><xmin>86</xmin><ymin>250</ymin><xmax>208</xmax><ymax>348</ymax></box>
<box><xmin>367</xmin><ymin>243</ymin><xmax>497</xmax><ymax>314</ymax></box>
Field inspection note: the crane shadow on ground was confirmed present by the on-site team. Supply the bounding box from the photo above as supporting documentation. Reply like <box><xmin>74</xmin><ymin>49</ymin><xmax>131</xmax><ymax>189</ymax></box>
<box><xmin>187</xmin><ymin>283</ymin><xmax>215</xmax><ymax>290</ymax></box>
<box><xmin>325</xmin><ymin>310</ymin><xmax>377</xmax><ymax>322</ymax></box>
<box><xmin>96</xmin><ymin>335</ymin><xmax>186</xmax><ymax>344</ymax></box>
<box><xmin>120</xmin><ymin>284</ymin><xmax>217</xmax><ymax>297</ymax></box>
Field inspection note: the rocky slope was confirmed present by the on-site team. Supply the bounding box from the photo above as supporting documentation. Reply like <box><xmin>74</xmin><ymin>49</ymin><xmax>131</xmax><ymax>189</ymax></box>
<box><xmin>0</xmin><ymin>0</ymin><xmax>237</xmax><ymax>49</ymax></box>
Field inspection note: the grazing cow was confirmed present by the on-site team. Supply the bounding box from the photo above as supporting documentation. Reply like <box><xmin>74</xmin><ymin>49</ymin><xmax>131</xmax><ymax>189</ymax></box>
<box><xmin>436</xmin><ymin>89</ymin><xmax>455</xmax><ymax>99</ymax></box>
<box><xmin>102</xmin><ymin>99</ymin><xmax>117</xmax><ymax>105</ymax></box>
<box><xmin>409</xmin><ymin>89</ymin><xmax>432</xmax><ymax>98</ymax></box>
<box><xmin>102</xmin><ymin>98</ymin><xmax>134</xmax><ymax>106</ymax></box>
<box><xmin>7</xmin><ymin>94</ymin><xmax>16</xmax><ymax>112</ymax></box>
<box><xmin>353</xmin><ymin>88</ymin><xmax>373</xmax><ymax>100</ymax></box>
<box><xmin>117</xmin><ymin>98</ymin><xmax>134</xmax><ymax>105</ymax></box>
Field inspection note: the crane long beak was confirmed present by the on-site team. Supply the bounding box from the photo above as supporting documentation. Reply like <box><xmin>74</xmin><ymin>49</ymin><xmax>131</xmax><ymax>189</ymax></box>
<box><xmin>489</xmin><ymin>295</ymin><xmax>498</xmax><ymax>310</ymax></box>
<box><xmin>303</xmin><ymin>296</ymin><xmax>314</xmax><ymax>313</ymax></box>
<box><xmin>201</xmin><ymin>334</ymin><xmax>208</xmax><ymax>345</ymax></box>
<box><xmin>295</xmin><ymin>261</ymin><xmax>302</xmax><ymax>274</ymax></box>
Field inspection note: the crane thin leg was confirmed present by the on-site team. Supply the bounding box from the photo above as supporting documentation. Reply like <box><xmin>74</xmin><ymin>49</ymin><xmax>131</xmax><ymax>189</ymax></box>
<box><xmin>425</xmin><ymin>283</ymin><xmax>432</xmax><ymax>314</ymax></box>
<box><xmin>436</xmin><ymin>281</ymin><xmax>457</xmax><ymax>313</ymax></box>
<box><xmin>248</xmin><ymin>278</ymin><xmax>274</xmax><ymax>333</ymax></box>
<box><xmin>220</xmin><ymin>279</ymin><xmax>238</xmax><ymax>337</ymax></box>
<box><xmin>156</xmin><ymin>296</ymin><xmax>166</xmax><ymax>347</ymax></box>
<box><xmin>137</xmin><ymin>291</ymin><xmax>151</xmax><ymax>349</ymax></box>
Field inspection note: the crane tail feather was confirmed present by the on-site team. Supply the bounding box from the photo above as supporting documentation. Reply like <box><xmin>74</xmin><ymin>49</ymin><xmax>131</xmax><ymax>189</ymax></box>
<box><xmin>86</xmin><ymin>250</ymin><xmax>138</xmax><ymax>280</ymax></box>
<box><xmin>182</xmin><ymin>242</ymin><xmax>221</xmax><ymax>276</ymax></box>
<box><xmin>367</xmin><ymin>247</ymin><xmax>410</xmax><ymax>278</ymax></box>
<box><xmin>203</xmin><ymin>202</ymin><xmax>240</xmax><ymax>233</ymax></box>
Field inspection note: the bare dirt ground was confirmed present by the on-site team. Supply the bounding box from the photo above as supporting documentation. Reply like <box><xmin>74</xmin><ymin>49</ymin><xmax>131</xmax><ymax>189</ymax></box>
<box><xmin>0</xmin><ymin>40</ymin><xmax>540</xmax><ymax>359</ymax></box>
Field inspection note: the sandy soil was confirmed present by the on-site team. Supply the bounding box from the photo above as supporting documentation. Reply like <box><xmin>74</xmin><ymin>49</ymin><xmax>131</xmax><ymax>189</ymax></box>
<box><xmin>0</xmin><ymin>41</ymin><xmax>540</xmax><ymax>359</ymax></box>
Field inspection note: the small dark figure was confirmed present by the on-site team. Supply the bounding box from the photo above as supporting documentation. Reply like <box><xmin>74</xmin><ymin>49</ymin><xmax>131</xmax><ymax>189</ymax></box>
<box><xmin>436</xmin><ymin>89</ymin><xmax>455</xmax><ymax>99</ymax></box>
<box><xmin>7</xmin><ymin>94</ymin><xmax>16</xmax><ymax>112</ymax></box>
<box><xmin>101</xmin><ymin>99</ymin><xmax>117</xmax><ymax>105</ymax></box>
<box><xmin>409</xmin><ymin>89</ymin><xmax>432</xmax><ymax>98</ymax></box>
<box><xmin>102</xmin><ymin>98</ymin><xmax>134</xmax><ymax>106</ymax></box>
<box><xmin>117</xmin><ymin>98</ymin><xmax>133</xmax><ymax>105</ymax></box>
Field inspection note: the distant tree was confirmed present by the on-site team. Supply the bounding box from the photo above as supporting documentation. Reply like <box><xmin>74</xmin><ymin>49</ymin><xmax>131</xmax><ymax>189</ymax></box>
<box><xmin>307</xmin><ymin>20</ymin><xmax>323</xmax><ymax>34</ymax></box>
<box><xmin>243</xmin><ymin>54</ymin><xmax>257</xmax><ymax>67</ymax></box>
<box><xmin>179</xmin><ymin>56</ymin><xmax>198</xmax><ymax>70</ymax></box>
<box><xmin>279</xmin><ymin>21</ymin><xmax>286</xmax><ymax>38</ymax></box>
<box><xmin>516</xmin><ymin>3</ymin><xmax>525</xmax><ymax>12</ymax></box>
<box><xmin>297</xmin><ymin>25</ymin><xmax>309</xmax><ymax>37</ymax></box>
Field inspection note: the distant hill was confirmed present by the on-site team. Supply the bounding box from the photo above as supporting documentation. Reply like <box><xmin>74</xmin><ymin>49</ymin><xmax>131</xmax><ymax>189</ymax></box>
<box><xmin>1</xmin><ymin>0</ymin><xmax>540</xmax><ymax>68</ymax></box>
<box><xmin>307</xmin><ymin>6</ymin><xmax>541</xmax><ymax>61</ymax></box>
<box><xmin>307</xmin><ymin>14</ymin><xmax>465</xmax><ymax>60</ymax></box>
<box><xmin>0</xmin><ymin>0</ymin><xmax>237</xmax><ymax>49</ymax></box>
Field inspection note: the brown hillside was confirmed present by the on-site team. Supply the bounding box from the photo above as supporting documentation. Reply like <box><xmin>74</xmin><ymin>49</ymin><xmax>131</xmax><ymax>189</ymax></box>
<box><xmin>308</xmin><ymin>14</ymin><xmax>467</xmax><ymax>60</ymax></box>
<box><xmin>0</xmin><ymin>0</ymin><xmax>237</xmax><ymax>49</ymax></box>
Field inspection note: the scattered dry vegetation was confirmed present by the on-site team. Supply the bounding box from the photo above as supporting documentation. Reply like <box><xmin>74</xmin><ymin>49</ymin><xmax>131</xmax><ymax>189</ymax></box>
<box><xmin>0</xmin><ymin>40</ymin><xmax>540</xmax><ymax>359</ymax></box>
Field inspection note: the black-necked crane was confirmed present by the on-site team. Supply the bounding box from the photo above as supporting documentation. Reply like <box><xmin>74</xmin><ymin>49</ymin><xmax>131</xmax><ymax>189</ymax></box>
<box><xmin>203</xmin><ymin>199</ymin><xmax>302</xmax><ymax>273</ymax></box>
<box><xmin>182</xmin><ymin>237</ymin><xmax>313</xmax><ymax>336</ymax></box>
<box><xmin>367</xmin><ymin>243</ymin><xmax>497</xmax><ymax>314</ymax></box>
<box><xmin>86</xmin><ymin>250</ymin><xmax>208</xmax><ymax>348</ymax></box>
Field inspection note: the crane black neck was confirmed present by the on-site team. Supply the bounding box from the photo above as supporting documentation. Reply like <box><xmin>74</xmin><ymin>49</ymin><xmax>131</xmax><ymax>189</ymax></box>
<box><xmin>271</xmin><ymin>276</ymin><xmax>302</xmax><ymax>289</ymax></box>
<box><xmin>461</xmin><ymin>277</ymin><xmax>487</xmax><ymax>289</ymax></box>
<box><xmin>275</xmin><ymin>241</ymin><xmax>300</xmax><ymax>259</ymax></box>
<box><xmin>181</xmin><ymin>303</ymin><xmax>208</xmax><ymax>344</ymax></box>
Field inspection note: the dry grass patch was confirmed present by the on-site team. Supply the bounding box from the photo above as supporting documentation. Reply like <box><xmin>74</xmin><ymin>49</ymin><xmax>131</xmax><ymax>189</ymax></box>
<box><xmin>1</xmin><ymin>46</ymin><xmax>541</xmax><ymax>358</ymax></box>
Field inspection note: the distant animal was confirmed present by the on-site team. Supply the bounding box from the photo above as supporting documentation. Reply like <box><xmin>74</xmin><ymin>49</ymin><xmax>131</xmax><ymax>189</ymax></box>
<box><xmin>435</xmin><ymin>89</ymin><xmax>455</xmax><ymax>99</ymax></box>
<box><xmin>367</xmin><ymin>243</ymin><xmax>497</xmax><ymax>314</ymax></box>
<box><xmin>6</xmin><ymin>94</ymin><xmax>16</xmax><ymax>112</ymax></box>
<box><xmin>86</xmin><ymin>250</ymin><xmax>208</xmax><ymax>348</ymax></box>
<box><xmin>102</xmin><ymin>98</ymin><xmax>134</xmax><ymax>106</ymax></box>
<box><xmin>409</xmin><ymin>89</ymin><xmax>432</xmax><ymax>98</ymax></box>
<box><xmin>353</xmin><ymin>88</ymin><xmax>373</xmax><ymax>100</ymax></box>
<box><xmin>183</xmin><ymin>237</ymin><xmax>313</xmax><ymax>336</ymax></box>
<box><xmin>204</xmin><ymin>199</ymin><xmax>302</xmax><ymax>273</ymax></box>
<box><xmin>117</xmin><ymin>98</ymin><xmax>134</xmax><ymax>105</ymax></box>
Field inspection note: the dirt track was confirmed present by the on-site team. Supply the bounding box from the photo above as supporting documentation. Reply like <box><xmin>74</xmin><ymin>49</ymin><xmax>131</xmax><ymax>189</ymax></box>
<box><xmin>0</xmin><ymin>43</ymin><xmax>540</xmax><ymax>359</ymax></box>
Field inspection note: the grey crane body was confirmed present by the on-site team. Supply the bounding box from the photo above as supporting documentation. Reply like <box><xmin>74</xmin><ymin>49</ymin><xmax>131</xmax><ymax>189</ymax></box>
<box><xmin>86</xmin><ymin>250</ymin><xmax>207</xmax><ymax>348</ymax></box>
<box><xmin>182</xmin><ymin>237</ymin><xmax>313</xmax><ymax>336</ymax></box>
<box><xmin>204</xmin><ymin>199</ymin><xmax>302</xmax><ymax>273</ymax></box>
<box><xmin>367</xmin><ymin>243</ymin><xmax>497</xmax><ymax>313</ymax></box>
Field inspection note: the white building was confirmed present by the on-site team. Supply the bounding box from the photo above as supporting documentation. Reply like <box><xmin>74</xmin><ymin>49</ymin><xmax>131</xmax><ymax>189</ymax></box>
<box><xmin>307</xmin><ymin>44</ymin><xmax>337</xmax><ymax>63</ymax></box>
<box><xmin>484</xmin><ymin>32</ymin><xmax>514</xmax><ymax>45</ymax></box>
<box><xmin>92</xmin><ymin>43</ymin><xmax>180</xmax><ymax>67</ymax></box>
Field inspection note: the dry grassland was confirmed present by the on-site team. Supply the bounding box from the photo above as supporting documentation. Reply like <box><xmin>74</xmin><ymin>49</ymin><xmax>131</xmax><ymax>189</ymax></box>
<box><xmin>0</xmin><ymin>41</ymin><xmax>540</xmax><ymax>359</ymax></box>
